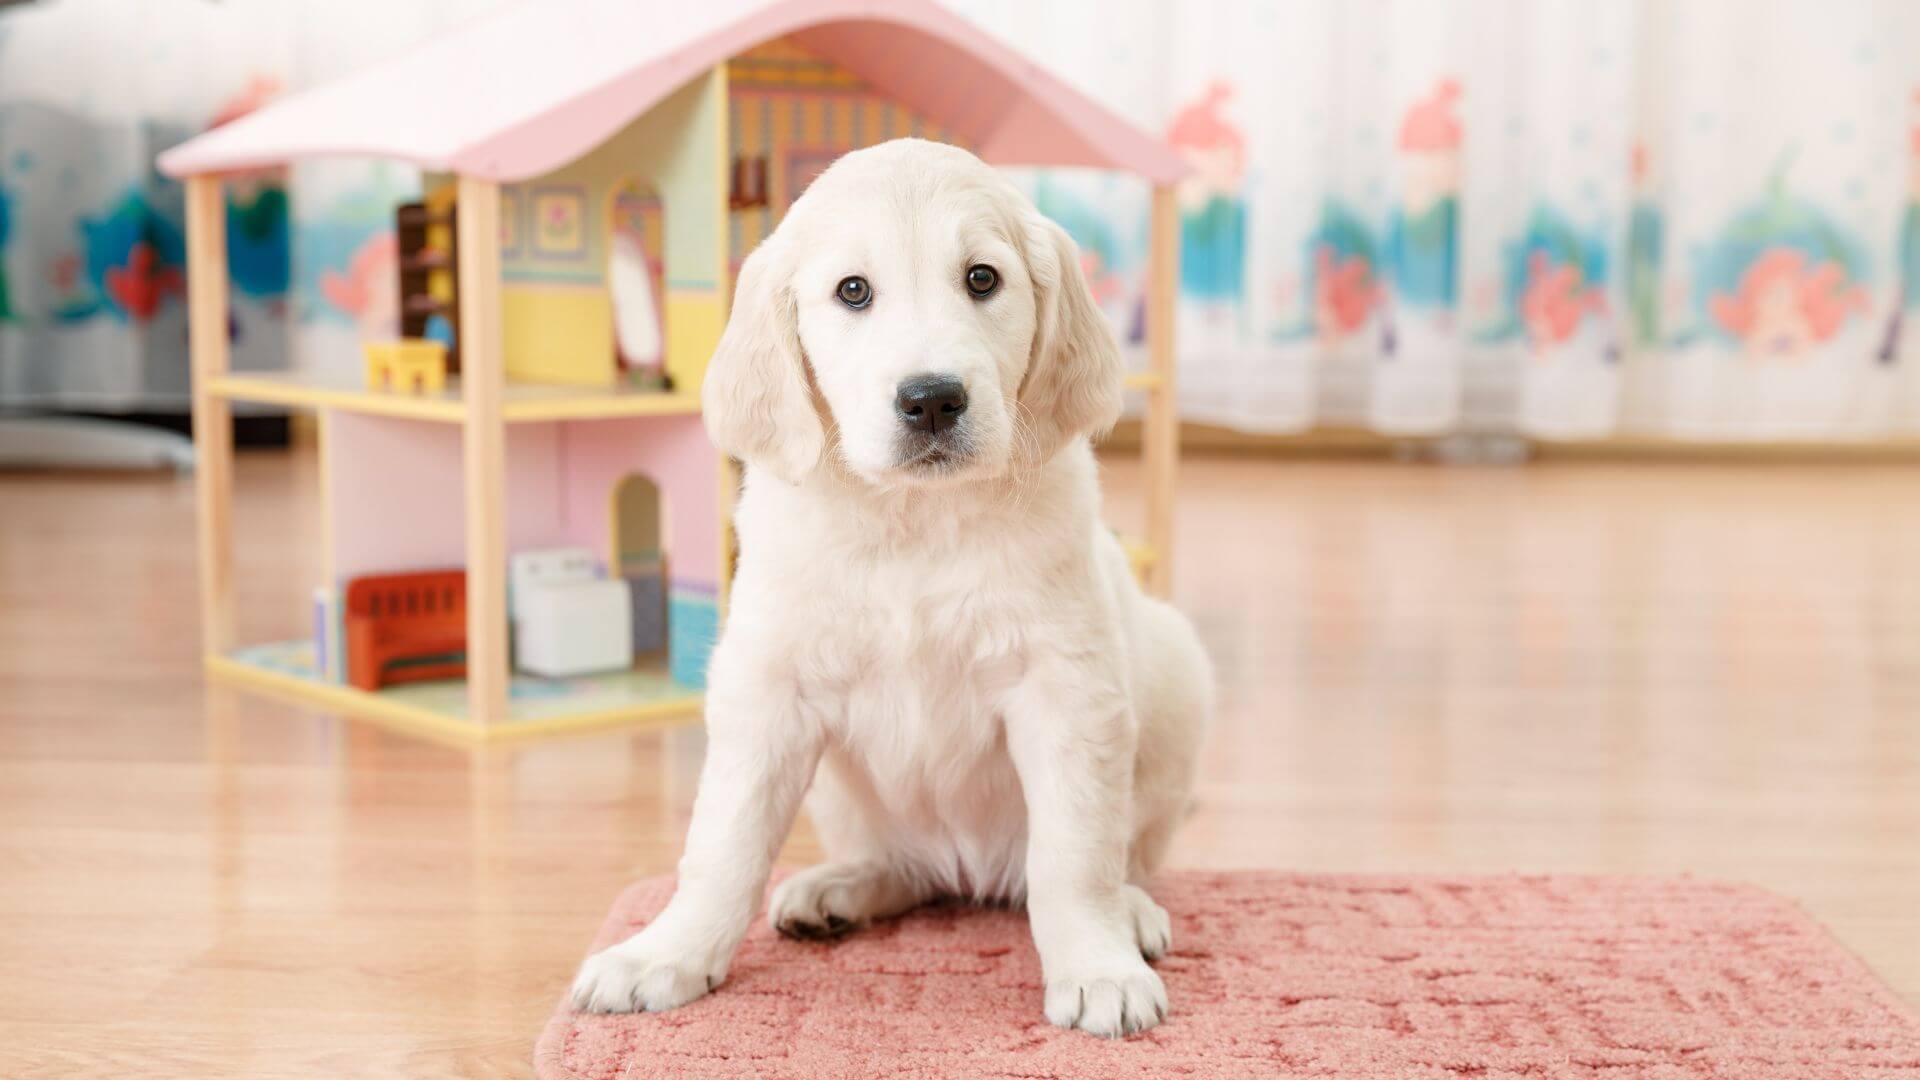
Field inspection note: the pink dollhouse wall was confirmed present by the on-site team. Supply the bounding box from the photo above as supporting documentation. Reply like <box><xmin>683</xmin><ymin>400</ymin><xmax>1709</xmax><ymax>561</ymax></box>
<box><xmin>557</xmin><ymin>415</ymin><xmax>721</xmax><ymax>590</ymax></box>
<box><xmin>324</xmin><ymin>414</ymin><xmax>570</xmax><ymax>581</ymax></box>
<box><xmin>557</xmin><ymin>415</ymin><xmax>722</xmax><ymax>687</ymax></box>
<box><xmin>324</xmin><ymin>413</ymin><xmax>719</xmax><ymax>589</ymax></box>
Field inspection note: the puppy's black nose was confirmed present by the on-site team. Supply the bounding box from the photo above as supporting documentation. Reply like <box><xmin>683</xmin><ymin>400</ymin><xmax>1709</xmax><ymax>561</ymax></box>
<box><xmin>895</xmin><ymin>374</ymin><xmax>968</xmax><ymax>434</ymax></box>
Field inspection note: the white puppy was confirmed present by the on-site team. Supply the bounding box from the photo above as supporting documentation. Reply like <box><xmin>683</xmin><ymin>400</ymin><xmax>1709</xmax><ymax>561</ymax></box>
<box><xmin>571</xmin><ymin>139</ymin><xmax>1212</xmax><ymax>1038</ymax></box>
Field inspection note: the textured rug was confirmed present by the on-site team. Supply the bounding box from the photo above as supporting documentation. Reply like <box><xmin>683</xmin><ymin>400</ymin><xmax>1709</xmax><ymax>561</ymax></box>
<box><xmin>536</xmin><ymin>872</ymin><xmax>1920</xmax><ymax>1079</ymax></box>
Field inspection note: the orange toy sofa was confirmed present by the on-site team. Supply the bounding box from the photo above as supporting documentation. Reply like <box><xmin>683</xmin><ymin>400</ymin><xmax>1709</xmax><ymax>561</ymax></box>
<box><xmin>344</xmin><ymin>569</ymin><xmax>468</xmax><ymax>691</ymax></box>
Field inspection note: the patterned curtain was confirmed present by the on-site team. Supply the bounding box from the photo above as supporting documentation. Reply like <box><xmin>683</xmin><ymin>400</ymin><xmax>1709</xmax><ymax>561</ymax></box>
<box><xmin>0</xmin><ymin>0</ymin><xmax>498</xmax><ymax>411</ymax></box>
<box><xmin>0</xmin><ymin>0</ymin><xmax>289</xmax><ymax>409</ymax></box>
<box><xmin>10</xmin><ymin>0</ymin><xmax>1916</xmax><ymax>441</ymax></box>
<box><xmin>959</xmin><ymin>0</ymin><xmax>1920</xmax><ymax>440</ymax></box>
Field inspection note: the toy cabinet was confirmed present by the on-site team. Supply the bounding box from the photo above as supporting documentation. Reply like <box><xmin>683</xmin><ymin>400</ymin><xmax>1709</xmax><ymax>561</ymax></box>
<box><xmin>161</xmin><ymin>0</ymin><xmax>1184</xmax><ymax>743</ymax></box>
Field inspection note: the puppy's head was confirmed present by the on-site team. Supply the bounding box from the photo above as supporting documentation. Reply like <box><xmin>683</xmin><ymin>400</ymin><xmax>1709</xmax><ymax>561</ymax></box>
<box><xmin>703</xmin><ymin>139</ymin><xmax>1123</xmax><ymax>488</ymax></box>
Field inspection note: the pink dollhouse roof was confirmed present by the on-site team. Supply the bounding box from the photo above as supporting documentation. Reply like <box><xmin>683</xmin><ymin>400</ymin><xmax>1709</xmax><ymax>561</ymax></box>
<box><xmin>156</xmin><ymin>0</ymin><xmax>1186</xmax><ymax>184</ymax></box>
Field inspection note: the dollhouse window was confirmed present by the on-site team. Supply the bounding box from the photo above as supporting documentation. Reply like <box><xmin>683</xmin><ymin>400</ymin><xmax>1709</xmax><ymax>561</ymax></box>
<box><xmin>608</xmin><ymin>177</ymin><xmax>668</xmax><ymax>388</ymax></box>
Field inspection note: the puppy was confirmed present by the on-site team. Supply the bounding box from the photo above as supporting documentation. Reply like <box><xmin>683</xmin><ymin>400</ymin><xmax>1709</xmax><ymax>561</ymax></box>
<box><xmin>571</xmin><ymin>139</ymin><xmax>1212</xmax><ymax>1038</ymax></box>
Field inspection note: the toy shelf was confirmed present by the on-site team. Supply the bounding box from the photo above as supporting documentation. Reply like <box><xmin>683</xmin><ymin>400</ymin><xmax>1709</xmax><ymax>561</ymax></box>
<box><xmin>212</xmin><ymin>368</ymin><xmax>1159</xmax><ymax>423</ymax></box>
<box><xmin>207</xmin><ymin>638</ymin><xmax>703</xmax><ymax>745</ymax></box>
<box><xmin>206</xmin><ymin>369</ymin><xmax>704</xmax><ymax>424</ymax></box>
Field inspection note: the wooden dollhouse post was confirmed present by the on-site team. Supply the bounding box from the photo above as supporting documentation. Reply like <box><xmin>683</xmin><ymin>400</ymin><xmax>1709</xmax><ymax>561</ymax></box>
<box><xmin>713</xmin><ymin>64</ymin><xmax>737</xmax><ymax>618</ymax></box>
<box><xmin>1144</xmin><ymin>183</ymin><xmax>1180</xmax><ymax>599</ymax></box>
<box><xmin>457</xmin><ymin>177</ymin><xmax>509</xmax><ymax>727</ymax></box>
<box><xmin>186</xmin><ymin>175</ymin><xmax>236</xmax><ymax>656</ymax></box>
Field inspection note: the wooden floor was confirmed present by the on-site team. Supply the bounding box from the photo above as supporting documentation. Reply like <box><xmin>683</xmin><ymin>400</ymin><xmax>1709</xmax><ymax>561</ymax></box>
<box><xmin>2</xmin><ymin>450</ymin><xmax>1916</xmax><ymax>1077</ymax></box>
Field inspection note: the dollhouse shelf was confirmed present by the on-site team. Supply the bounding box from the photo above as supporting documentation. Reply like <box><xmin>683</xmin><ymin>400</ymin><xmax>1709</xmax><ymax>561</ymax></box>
<box><xmin>206</xmin><ymin>369</ymin><xmax>704</xmax><ymax>424</ymax></box>
<box><xmin>207</xmin><ymin>641</ymin><xmax>703</xmax><ymax>745</ymax></box>
<box><xmin>211</xmin><ymin>369</ymin><xmax>1162</xmax><ymax>423</ymax></box>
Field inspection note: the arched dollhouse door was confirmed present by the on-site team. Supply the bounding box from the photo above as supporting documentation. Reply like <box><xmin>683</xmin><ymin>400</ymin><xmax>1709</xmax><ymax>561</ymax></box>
<box><xmin>610</xmin><ymin>473</ymin><xmax>669</xmax><ymax>657</ymax></box>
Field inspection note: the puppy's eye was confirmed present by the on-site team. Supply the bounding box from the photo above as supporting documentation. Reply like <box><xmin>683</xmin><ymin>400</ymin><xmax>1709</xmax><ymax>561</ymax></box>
<box><xmin>836</xmin><ymin>276</ymin><xmax>873</xmax><ymax>309</ymax></box>
<box><xmin>965</xmin><ymin>264</ymin><xmax>999</xmax><ymax>299</ymax></box>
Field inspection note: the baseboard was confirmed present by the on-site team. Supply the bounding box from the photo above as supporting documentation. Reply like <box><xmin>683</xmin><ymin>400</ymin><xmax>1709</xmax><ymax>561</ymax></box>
<box><xmin>1101</xmin><ymin>420</ymin><xmax>1920</xmax><ymax>463</ymax></box>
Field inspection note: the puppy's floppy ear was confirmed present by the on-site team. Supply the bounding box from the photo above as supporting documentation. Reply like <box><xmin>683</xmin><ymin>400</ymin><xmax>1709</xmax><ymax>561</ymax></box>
<box><xmin>1017</xmin><ymin>213</ymin><xmax>1125</xmax><ymax>463</ymax></box>
<box><xmin>703</xmin><ymin>238</ymin><xmax>824</xmax><ymax>484</ymax></box>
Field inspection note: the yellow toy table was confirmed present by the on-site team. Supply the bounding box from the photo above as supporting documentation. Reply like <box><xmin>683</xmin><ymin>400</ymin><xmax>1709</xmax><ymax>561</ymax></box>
<box><xmin>363</xmin><ymin>339</ymin><xmax>449</xmax><ymax>393</ymax></box>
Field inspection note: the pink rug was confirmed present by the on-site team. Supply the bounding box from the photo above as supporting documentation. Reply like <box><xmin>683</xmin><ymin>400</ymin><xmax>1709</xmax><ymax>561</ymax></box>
<box><xmin>536</xmin><ymin>872</ymin><xmax>1920</xmax><ymax>1079</ymax></box>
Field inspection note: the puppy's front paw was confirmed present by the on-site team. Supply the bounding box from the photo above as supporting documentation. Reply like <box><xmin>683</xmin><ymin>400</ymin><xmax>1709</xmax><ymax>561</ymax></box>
<box><xmin>1122</xmin><ymin>883</ymin><xmax>1172</xmax><ymax>961</ymax></box>
<box><xmin>1043</xmin><ymin>956</ymin><xmax>1168</xmax><ymax>1038</ymax></box>
<box><xmin>570</xmin><ymin>926</ymin><xmax>726</xmax><ymax>1014</ymax></box>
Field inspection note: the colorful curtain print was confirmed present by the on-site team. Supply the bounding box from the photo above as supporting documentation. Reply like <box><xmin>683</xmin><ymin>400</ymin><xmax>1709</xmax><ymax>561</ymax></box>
<box><xmin>960</xmin><ymin>0</ymin><xmax>1920</xmax><ymax>440</ymax></box>
<box><xmin>0</xmin><ymin>0</ymin><xmax>499</xmax><ymax>410</ymax></box>
<box><xmin>0</xmin><ymin>0</ymin><xmax>290</xmax><ymax>408</ymax></box>
<box><xmin>11</xmin><ymin>0</ymin><xmax>1916</xmax><ymax>441</ymax></box>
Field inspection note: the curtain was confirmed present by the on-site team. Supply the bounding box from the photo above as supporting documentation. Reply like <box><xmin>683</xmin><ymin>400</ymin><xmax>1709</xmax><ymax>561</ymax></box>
<box><xmin>0</xmin><ymin>0</ymin><xmax>499</xmax><ymax>411</ymax></box>
<box><xmin>0</xmin><ymin>0</ymin><xmax>291</xmax><ymax>409</ymax></box>
<box><xmin>10</xmin><ymin>0</ymin><xmax>1917</xmax><ymax>440</ymax></box>
<box><xmin>960</xmin><ymin>0</ymin><xmax>1920</xmax><ymax>441</ymax></box>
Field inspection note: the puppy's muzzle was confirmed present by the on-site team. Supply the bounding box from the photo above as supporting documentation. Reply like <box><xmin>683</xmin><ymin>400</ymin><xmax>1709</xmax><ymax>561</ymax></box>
<box><xmin>895</xmin><ymin>374</ymin><xmax>968</xmax><ymax>435</ymax></box>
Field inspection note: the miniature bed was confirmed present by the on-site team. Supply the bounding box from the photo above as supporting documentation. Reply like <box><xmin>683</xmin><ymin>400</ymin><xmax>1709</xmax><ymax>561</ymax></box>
<box><xmin>159</xmin><ymin>0</ymin><xmax>1185</xmax><ymax>743</ymax></box>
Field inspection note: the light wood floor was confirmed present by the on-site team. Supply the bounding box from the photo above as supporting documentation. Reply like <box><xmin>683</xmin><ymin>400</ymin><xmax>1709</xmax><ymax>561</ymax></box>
<box><xmin>1</xmin><ymin>451</ymin><xmax>1915</xmax><ymax>1078</ymax></box>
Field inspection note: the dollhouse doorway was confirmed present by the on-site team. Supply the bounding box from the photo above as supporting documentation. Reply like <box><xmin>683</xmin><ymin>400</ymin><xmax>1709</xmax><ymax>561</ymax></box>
<box><xmin>607</xmin><ymin>177</ymin><xmax>667</xmax><ymax>387</ymax></box>
<box><xmin>610</xmin><ymin>472</ymin><xmax>669</xmax><ymax>657</ymax></box>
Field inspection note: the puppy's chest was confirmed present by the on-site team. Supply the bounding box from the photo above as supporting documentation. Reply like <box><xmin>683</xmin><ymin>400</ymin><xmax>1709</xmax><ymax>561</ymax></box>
<box><xmin>822</xmin><ymin>601</ymin><xmax>1024</xmax><ymax>738</ymax></box>
<box><xmin>796</xmin><ymin>541</ymin><xmax>1034</xmax><ymax>686</ymax></box>
<box><xmin>803</xmin><ymin>575</ymin><xmax>1029</xmax><ymax>791</ymax></box>
<box><xmin>829</xmin><ymin>627</ymin><xmax>1026</xmax><ymax>852</ymax></box>
<box><xmin>760</xmin><ymin>516</ymin><xmax>1052</xmax><ymax>803</ymax></box>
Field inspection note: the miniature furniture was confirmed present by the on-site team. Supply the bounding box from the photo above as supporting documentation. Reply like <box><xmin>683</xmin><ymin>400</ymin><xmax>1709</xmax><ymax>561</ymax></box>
<box><xmin>362</xmin><ymin>339</ymin><xmax>449</xmax><ymax>393</ymax></box>
<box><xmin>344</xmin><ymin>569</ymin><xmax>468</xmax><ymax>691</ymax></box>
<box><xmin>160</xmin><ymin>0</ymin><xmax>1185</xmax><ymax>743</ymax></box>
<box><xmin>396</xmin><ymin>194</ymin><xmax>461</xmax><ymax>372</ymax></box>
<box><xmin>516</xmin><ymin>577</ymin><xmax>633</xmax><ymax>678</ymax></box>
<box><xmin>511</xmin><ymin>549</ymin><xmax>634</xmax><ymax>678</ymax></box>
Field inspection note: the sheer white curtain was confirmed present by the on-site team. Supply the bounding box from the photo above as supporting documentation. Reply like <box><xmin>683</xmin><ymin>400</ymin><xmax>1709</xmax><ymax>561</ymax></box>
<box><xmin>0</xmin><ymin>0</ymin><xmax>293</xmax><ymax>408</ymax></box>
<box><xmin>13</xmin><ymin>0</ymin><xmax>1917</xmax><ymax>441</ymax></box>
<box><xmin>959</xmin><ymin>0</ymin><xmax>1920</xmax><ymax>440</ymax></box>
<box><xmin>0</xmin><ymin>0</ymin><xmax>503</xmax><ymax>409</ymax></box>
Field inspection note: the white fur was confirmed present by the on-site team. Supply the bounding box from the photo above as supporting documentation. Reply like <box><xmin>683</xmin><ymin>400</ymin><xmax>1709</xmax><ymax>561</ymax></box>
<box><xmin>571</xmin><ymin>140</ymin><xmax>1212</xmax><ymax>1038</ymax></box>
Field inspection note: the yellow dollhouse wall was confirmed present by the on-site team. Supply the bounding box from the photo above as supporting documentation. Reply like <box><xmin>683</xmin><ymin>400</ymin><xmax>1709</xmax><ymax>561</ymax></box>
<box><xmin>727</xmin><ymin>39</ymin><xmax>971</xmax><ymax>268</ymax></box>
<box><xmin>501</xmin><ymin>70</ymin><xmax>727</xmax><ymax>389</ymax></box>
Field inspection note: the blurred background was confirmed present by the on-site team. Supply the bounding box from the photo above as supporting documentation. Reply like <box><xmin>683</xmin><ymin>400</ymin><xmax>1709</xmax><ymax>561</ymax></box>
<box><xmin>7</xmin><ymin>0</ymin><xmax>1920</xmax><ymax>447</ymax></box>
<box><xmin>0</xmin><ymin>1</ymin><xmax>1915</xmax><ymax>1076</ymax></box>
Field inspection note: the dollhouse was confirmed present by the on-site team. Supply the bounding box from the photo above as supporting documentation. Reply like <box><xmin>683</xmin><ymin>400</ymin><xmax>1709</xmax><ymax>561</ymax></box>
<box><xmin>158</xmin><ymin>0</ymin><xmax>1186</xmax><ymax>743</ymax></box>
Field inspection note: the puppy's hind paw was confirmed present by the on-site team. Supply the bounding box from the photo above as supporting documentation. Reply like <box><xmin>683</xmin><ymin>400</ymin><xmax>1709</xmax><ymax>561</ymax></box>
<box><xmin>769</xmin><ymin>860</ymin><xmax>922</xmax><ymax>941</ymax></box>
